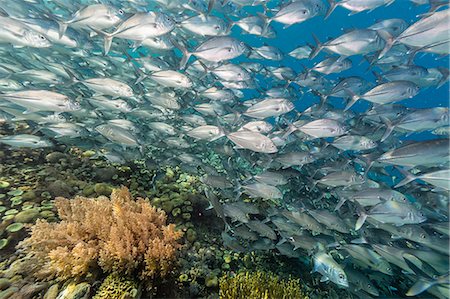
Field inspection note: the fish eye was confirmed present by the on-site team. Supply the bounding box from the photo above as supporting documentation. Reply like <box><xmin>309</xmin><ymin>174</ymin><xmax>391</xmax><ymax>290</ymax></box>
<box><xmin>302</xmin><ymin>10</ymin><xmax>308</xmax><ymax>14</ymax></box>
<box><xmin>367</xmin><ymin>284</ymin><xmax>372</xmax><ymax>288</ymax></box>
<box><xmin>339</xmin><ymin>274</ymin><xmax>344</xmax><ymax>279</ymax></box>
<box><xmin>39</xmin><ymin>35</ymin><xmax>46</xmax><ymax>40</ymax></box>
<box><xmin>420</xmin><ymin>233</ymin><xmax>427</xmax><ymax>239</ymax></box>
<box><xmin>118</xmin><ymin>9</ymin><xmax>124</xmax><ymax>14</ymax></box>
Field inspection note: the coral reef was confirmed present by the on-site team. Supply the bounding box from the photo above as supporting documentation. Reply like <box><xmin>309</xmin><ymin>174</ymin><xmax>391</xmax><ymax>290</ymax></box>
<box><xmin>93</xmin><ymin>273</ymin><xmax>140</xmax><ymax>299</ymax></box>
<box><xmin>18</xmin><ymin>187</ymin><xmax>183</xmax><ymax>284</ymax></box>
<box><xmin>219</xmin><ymin>271</ymin><xmax>307</xmax><ymax>299</ymax></box>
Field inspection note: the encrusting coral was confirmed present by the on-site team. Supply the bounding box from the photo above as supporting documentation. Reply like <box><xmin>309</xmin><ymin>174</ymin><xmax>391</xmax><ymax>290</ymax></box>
<box><xmin>17</xmin><ymin>186</ymin><xmax>183</xmax><ymax>283</ymax></box>
<box><xmin>219</xmin><ymin>271</ymin><xmax>307</xmax><ymax>299</ymax></box>
<box><xmin>93</xmin><ymin>273</ymin><xmax>140</xmax><ymax>299</ymax></box>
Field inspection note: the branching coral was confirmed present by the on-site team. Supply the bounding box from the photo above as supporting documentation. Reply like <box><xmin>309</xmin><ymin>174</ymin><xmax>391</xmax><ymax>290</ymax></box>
<box><xmin>18</xmin><ymin>187</ymin><xmax>183</xmax><ymax>282</ymax></box>
<box><xmin>219</xmin><ymin>271</ymin><xmax>307</xmax><ymax>299</ymax></box>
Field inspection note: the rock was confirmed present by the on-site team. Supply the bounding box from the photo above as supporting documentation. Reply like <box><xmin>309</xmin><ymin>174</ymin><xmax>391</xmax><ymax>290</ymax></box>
<box><xmin>40</xmin><ymin>211</ymin><xmax>55</xmax><ymax>219</ymax></box>
<box><xmin>82</xmin><ymin>150</ymin><xmax>96</xmax><ymax>158</ymax></box>
<box><xmin>0</xmin><ymin>287</ymin><xmax>19</xmax><ymax>299</ymax></box>
<box><xmin>0</xmin><ymin>278</ymin><xmax>10</xmax><ymax>291</ymax></box>
<box><xmin>0</xmin><ymin>239</ymin><xmax>8</xmax><ymax>250</ymax></box>
<box><xmin>43</xmin><ymin>284</ymin><xmax>59</xmax><ymax>299</ymax></box>
<box><xmin>94</xmin><ymin>167</ymin><xmax>117</xmax><ymax>182</ymax></box>
<box><xmin>22</xmin><ymin>190</ymin><xmax>36</xmax><ymax>201</ymax></box>
<box><xmin>6</xmin><ymin>223</ymin><xmax>23</xmax><ymax>233</ymax></box>
<box><xmin>82</xmin><ymin>185</ymin><xmax>95</xmax><ymax>197</ymax></box>
<box><xmin>205</xmin><ymin>274</ymin><xmax>218</xmax><ymax>288</ymax></box>
<box><xmin>48</xmin><ymin>180</ymin><xmax>73</xmax><ymax>198</ymax></box>
<box><xmin>56</xmin><ymin>282</ymin><xmax>90</xmax><ymax>299</ymax></box>
<box><xmin>93</xmin><ymin>183</ymin><xmax>112</xmax><ymax>196</ymax></box>
<box><xmin>14</xmin><ymin>209</ymin><xmax>39</xmax><ymax>223</ymax></box>
<box><xmin>45</xmin><ymin>152</ymin><xmax>67</xmax><ymax>163</ymax></box>
<box><xmin>161</xmin><ymin>201</ymin><xmax>174</xmax><ymax>213</ymax></box>
<box><xmin>186</xmin><ymin>228</ymin><xmax>197</xmax><ymax>243</ymax></box>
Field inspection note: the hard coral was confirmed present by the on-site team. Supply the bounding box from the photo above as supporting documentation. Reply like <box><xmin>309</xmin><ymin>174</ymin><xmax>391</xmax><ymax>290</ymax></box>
<box><xmin>93</xmin><ymin>273</ymin><xmax>140</xmax><ymax>299</ymax></box>
<box><xmin>18</xmin><ymin>187</ymin><xmax>183</xmax><ymax>282</ymax></box>
<box><xmin>219</xmin><ymin>271</ymin><xmax>307</xmax><ymax>299</ymax></box>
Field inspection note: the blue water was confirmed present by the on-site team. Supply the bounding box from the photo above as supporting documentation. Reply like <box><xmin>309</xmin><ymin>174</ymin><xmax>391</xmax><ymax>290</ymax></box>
<box><xmin>238</xmin><ymin>2</ymin><xmax>449</xmax><ymax>118</ymax></box>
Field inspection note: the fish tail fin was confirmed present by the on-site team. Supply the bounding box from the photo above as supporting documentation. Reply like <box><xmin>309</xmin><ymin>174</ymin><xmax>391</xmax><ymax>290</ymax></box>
<box><xmin>104</xmin><ymin>35</ymin><xmax>114</xmax><ymax>56</ymax></box>
<box><xmin>343</xmin><ymin>88</ymin><xmax>360</xmax><ymax>111</ymax></box>
<box><xmin>325</xmin><ymin>0</ymin><xmax>338</xmax><ymax>19</ymax></box>
<box><xmin>379</xmin><ymin>116</ymin><xmax>395</xmax><ymax>142</ymax></box>
<box><xmin>334</xmin><ymin>197</ymin><xmax>347</xmax><ymax>211</ymax></box>
<box><xmin>394</xmin><ymin>166</ymin><xmax>417</xmax><ymax>188</ymax></box>
<box><xmin>57</xmin><ymin>21</ymin><xmax>68</xmax><ymax>39</ymax></box>
<box><xmin>309</xmin><ymin>33</ymin><xmax>323</xmax><ymax>59</ymax></box>
<box><xmin>255</xmin><ymin>11</ymin><xmax>272</xmax><ymax>37</ymax></box>
<box><xmin>172</xmin><ymin>38</ymin><xmax>192</xmax><ymax>69</ymax></box>
<box><xmin>372</xmin><ymin>70</ymin><xmax>384</xmax><ymax>83</ymax></box>
<box><xmin>89</xmin><ymin>26</ymin><xmax>113</xmax><ymax>55</ymax></box>
<box><xmin>233</xmin><ymin>182</ymin><xmax>243</xmax><ymax>201</ymax></box>
<box><xmin>377</xmin><ymin>29</ymin><xmax>395</xmax><ymax>59</ymax></box>
<box><xmin>355</xmin><ymin>208</ymin><xmax>367</xmax><ymax>231</ymax></box>
<box><xmin>207</xmin><ymin>0</ymin><xmax>215</xmax><ymax>14</ymax></box>
<box><xmin>282</xmin><ymin>122</ymin><xmax>298</xmax><ymax>139</ymax></box>
<box><xmin>406</xmin><ymin>280</ymin><xmax>436</xmax><ymax>297</ymax></box>
<box><xmin>135</xmin><ymin>73</ymin><xmax>147</xmax><ymax>85</ymax></box>
<box><xmin>436</xmin><ymin>67</ymin><xmax>449</xmax><ymax>88</ymax></box>
<box><xmin>62</xmin><ymin>66</ymin><xmax>79</xmax><ymax>85</ymax></box>
<box><xmin>223</xmin><ymin>15</ymin><xmax>235</xmax><ymax>34</ymax></box>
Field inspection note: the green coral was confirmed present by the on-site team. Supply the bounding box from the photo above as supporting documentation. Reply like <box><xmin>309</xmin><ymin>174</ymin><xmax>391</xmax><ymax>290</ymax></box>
<box><xmin>219</xmin><ymin>271</ymin><xmax>307</xmax><ymax>299</ymax></box>
<box><xmin>93</xmin><ymin>273</ymin><xmax>140</xmax><ymax>299</ymax></box>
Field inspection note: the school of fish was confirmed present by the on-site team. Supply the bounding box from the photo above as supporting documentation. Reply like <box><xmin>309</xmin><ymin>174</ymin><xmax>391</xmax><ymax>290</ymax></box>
<box><xmin>0</xmin><ymin>0</ymin><xmax>448</xmax><ymax>298</ymax></box>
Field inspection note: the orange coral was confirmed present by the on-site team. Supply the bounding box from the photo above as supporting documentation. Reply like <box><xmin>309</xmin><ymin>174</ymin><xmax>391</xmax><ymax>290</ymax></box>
<box><xmin>18</xmin><ymin>187</ymin><xmax>183</xmax><ymax>282</ymax></box>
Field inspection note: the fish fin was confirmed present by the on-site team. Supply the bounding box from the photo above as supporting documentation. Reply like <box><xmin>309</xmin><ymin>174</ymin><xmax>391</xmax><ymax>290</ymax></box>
<box><xmin>309</xmin><ymin>33</ymin><xmax>323</xmax><ymax>59</ymax></box>
<box><xmin>89</xmin><ymin>26</ymin><xmax>113</xmax><ymax>55</ymax></box>
<box><xmin>57</xmin><ymin>21</ymin><xmax>68</xmax><ymax>39</ymax></box>
<box><xmin>207</xmin><ymin>0</ymin><xmax>215</xmax><ymax>15</ymax></box>
<box><xmin>256</xmin><ymin>12</ymin><xmax>272</xmax><ymax>36</ymax></box>
<box><xmin>377</xmin><ymin>29</ymin><xmax>395</xmax><ymax>59</ymax></box>
<box><xmin>436</xmin><ymin>67</ymin><xmax>449</xmax><ymax>88</ymax></box>
<box><xmin>406</xmin><ymin>279</ymin><xmax>436</xmax><ymax>297</ymax></box>
<box><xmin>334</xmin><ymin>197</ymin><xmax>347</xmax><ymax>211</ymax></box>
<box><xmin>0</xmin><ymin>7</ymin><xmax>9</xmax><ymax>17</ymax></box>
<box><xmin>320</xmin><ymin>276</ymin><xmax>330</xmax><ymax>283</ymax></box>
<box><xmin>379</xmin><ymin>116</ymin><xmax>395</xmax><ymax>142</ymax></box>
<box><xmin>350</xmin><ymin>236</ymin><xmax>368</xmax><ymax>244</ymax></box>
<box><xmin>394</xmin><ymin>166</ymin><xmax>417</xmax><ymax>188</ymax></box>
<box><xmin>355</xmin><ymin>208</ymin><xmax>367</xmax><ymax>231</ymax></box>
<box><xmin>282</xmin><ymin>123</ymin><xmax>298</xmax><ymax>139</ymax></box>
<box><xmin>104</xmin><ymin>35</ymin><xmax>114</xmax><ymax>56</ymax></box>
<box><xmin>325</xmin><ymin>0</ymin><xmax>338</xmax><ymax>19</ymax></box>
<box><xmin>343</xmin><ymin>89</ymin><xmax>360</xmax><ymax>111</ymax></box>
<box><xmin>277</xmin><ymin>237</ymin><xmax>287</xmax><ymax>246</ymax></box>
<box><xmin>372</xmin><ymin>70</ymin><xmax>384</xmax><ymax>83</ymax></box>
<box><xmin>171</xmin><ymin>38</ymin><xmax>192</xmax><ymax>70</ymax></box>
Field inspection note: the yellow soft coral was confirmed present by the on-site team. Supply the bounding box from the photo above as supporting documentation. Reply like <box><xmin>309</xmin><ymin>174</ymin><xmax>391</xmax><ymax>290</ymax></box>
<box><xmin>18</xmin><ymin>187</ymin><xmax>183</xmax><ymax>283</ymax></box>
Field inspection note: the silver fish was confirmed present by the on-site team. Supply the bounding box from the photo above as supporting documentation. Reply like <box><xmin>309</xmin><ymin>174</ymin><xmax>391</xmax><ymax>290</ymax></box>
<box><xmin>178</xmin><ymin>36</ymin><xmax>247</xmax><ymax>69</ymax></box>
<box><xmin>227</xmin><ymin>130</ymin><xmax>278</xmax><ymax>153</ymax></box>
<box><xmin>313</xmin><ymin>251</ymin><xmax>349</xmax><ymax>287</ymax></box>
<box><xmin>0</xmin><ymin>134</ymin><xmax>53</xmax><ymax>148</ymax></box>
